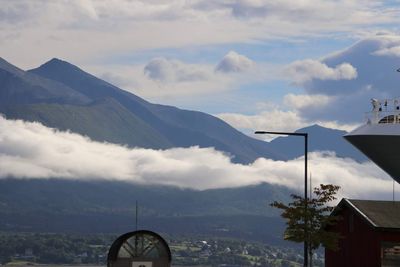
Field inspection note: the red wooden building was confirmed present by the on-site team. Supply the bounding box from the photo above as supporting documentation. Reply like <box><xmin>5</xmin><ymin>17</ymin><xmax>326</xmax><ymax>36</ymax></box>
<box><xmin>325</xmin><ymin>198</ymin><xmax>400</xmax><ymax>267</ymax></box>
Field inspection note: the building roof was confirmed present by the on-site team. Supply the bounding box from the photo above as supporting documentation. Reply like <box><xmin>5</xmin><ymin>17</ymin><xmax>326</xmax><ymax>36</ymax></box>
<box><xmin>336</xmin><ymin>198</ymin><xmax>400</xmax><ymax>230</ymax></box>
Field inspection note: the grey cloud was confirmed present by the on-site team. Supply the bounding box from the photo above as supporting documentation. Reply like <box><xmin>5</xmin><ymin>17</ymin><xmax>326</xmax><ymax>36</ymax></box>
<box><xmin>144</xmin><ymin>57</ymin><xmax>209</xmax><ymax>82</ymax></box>
<box><xmin>1</xmin><ymin>1</ymin><xmax>397</xmax><ymax>31</ymax></box>
<box><xmin>0</xmin><ymin>1</ymin><xmax>42</xmax><ymax>23</ymax></box>
<box><xmin>229</xmin><ymin>1</ymin><xmax>269</xmax><ymax>19</ymax></box>
<box><xmin>2</xmin><ymin>1</ymin><xmax>399</xmax><ymax>72</ymax></box>
<box><xmin>224</xmin><ymin>0</ymin><xmax>346</xmax><ymax>22</ymax></box>
<box><xmin>215</xmin><ymin>51</ymin><xmax>254</xmax><ymax>73</ymax></box>
<box><xmin>144</xmin><ymin>58</ymin><xmax>175</xmax><ymax>82</ymax></box>
<box><xmin>143</xmin><ymin>51</ymin><xmax>254</xmax><ymax>85</ymax></box>
<box><xmin>0</xmin><ymin>116</ymin><xmax>393</xmax><ymax>199</ymax></box>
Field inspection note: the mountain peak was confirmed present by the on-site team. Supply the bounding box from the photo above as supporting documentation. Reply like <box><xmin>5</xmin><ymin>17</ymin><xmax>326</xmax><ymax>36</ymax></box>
<box><xmin>36</xmin><ymin>58</ymin><xmax>80</xmax><ymax>72</ymax></box>
<box><xmin>295</xmin><ymin>124</ymin><xmax>346</xmax><ymax>134</ymax></box>
<box><xmin>0</xmin><ymin>57</ymin><xmax>25</xmax><ymax>75</ymax></box>
<box><xmin>47</xmin><ymin>57</ymin><xmax>66</xmax><ymax>64</ymax></box>
<box><xmin>29</xmin><ymin>58</ymin><xmax>100</xmax><ymax>88</ymax></box>
<box><xmin>0</xmin><ymin>56</ymin><xmax>9</xmax><ymax>65</ymax></box>
<box><xmin>29</xmin><ymin>57</ymin><xmax>130</xmax><ymax>102</ymax></box>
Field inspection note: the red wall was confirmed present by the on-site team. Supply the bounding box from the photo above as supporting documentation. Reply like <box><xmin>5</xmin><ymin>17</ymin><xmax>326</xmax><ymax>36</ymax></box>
<box><xmin>325</xmin><ymin>206</ymin><xmax>400</xmax><ymax>267</ymax></box>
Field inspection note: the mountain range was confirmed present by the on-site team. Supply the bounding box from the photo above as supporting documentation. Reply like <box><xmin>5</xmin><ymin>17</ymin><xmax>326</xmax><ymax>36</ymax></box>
<box><xmin>0</xmin><ymin>57</ymin><xmax>365</xmax><ymax>163</ymax></box>
<box><xmin>1</xmin><ymin>57</ymin><xmax>286</xmax><ymax>164</ymax></box>
<box><xmin>0</xmin><ymin>179</ymin><xmax>291</xmax><ymax>245</ymax></box>
<box><xmin>0</xmin><ymin>57</ymin><xmax>366</xmax><ymax>243</ymax></box>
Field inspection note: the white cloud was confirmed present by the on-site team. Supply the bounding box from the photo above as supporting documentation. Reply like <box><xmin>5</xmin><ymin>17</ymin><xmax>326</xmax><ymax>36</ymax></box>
<box><xmin>1</xmin><ymin>1</ymin><xmax>399</xmax><ymax>69</ymax></box>
<box><xmin>0</xmin><ymin>116</ymin><xmax>394</xmax><ymax>199</ymax></box>
<box><xmin>90</xmin><ymin>62</ymin><xmax>232</xmax><ymax>99</ymax></box>
<box><xmin>372</xmin><ymin>45</ymin><xmax>400</xmax><ymax>57</ymax></box>
<box><xmin>88</xmin><ymin>51</ymin><xmax>267</xmax><ymax>100</ymax></box>
<box><xmin>215</xmin><ymin>51</ymin><xmax>254</xmax><ymax>73</ymax></box>
<box><xmin>3</xmin><ymin>1</ymin><xmax>393</xmax><ymax>25</ymax></box>
<box><xmin>284</xmin><ymin>59</ymin><xmax>357</xmax><ymax>85</ymax></box>
<box><xmin>217</xmin><ymin>110</ymin><xmax>305</xmax><ymax>133</ymax></box>
<box><xmin>0</xmin><ymin>2</ymin><xmax>255</xmax><ymax>69</ymax></box>
<box><xmin>282</xmin><ymin>34</ymin><xmax>400</xmax><ymax>123</ymax></box>
<box><xmin>305</xmin><ymin>34</ymin><xmax>400</xmax><ymax>96</ymax></box>
<box><xmin>279</xmin><ymin>94</ymin><xmax>362</xmax><ymax>131</ymax></box>
<box><xmin>217</xmin><ymin>109</ymin><xmax>358</xmax><ymax>135</ymax></box>
<box><xmin>283</xmin><ymin>93</ymin><xmax>333</xmax><ymax>110</ymax></box>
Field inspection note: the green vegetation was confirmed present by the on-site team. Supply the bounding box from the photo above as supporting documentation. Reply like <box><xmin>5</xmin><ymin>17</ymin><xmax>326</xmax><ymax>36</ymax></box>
<box><xmin>271</xmin><ymin>184</ymin><xmax>341</xmax><ymax>266</ymax></box>
<box><xmin>0</xmin><ymin>179</ymin><xmax>292</xmax><ymax>246</ymax></box>
<box><xmin>0</xmin><ymin>233</ymin><xmax>114</xmax><ymax>265</ymax></box>
<box><xmin>165</xmin><ymin>235</ymin><xmax>323</xmax><ymax>267</ymax></box>
<box><xmin>5</xmin><ymin>99</ymin><xmax>171</xmax><ymax>149</ymax></box>
<box><xmin>0</xmin><ymin>233</ymin><xmax>324</xmax><ymax>267</ymax></box>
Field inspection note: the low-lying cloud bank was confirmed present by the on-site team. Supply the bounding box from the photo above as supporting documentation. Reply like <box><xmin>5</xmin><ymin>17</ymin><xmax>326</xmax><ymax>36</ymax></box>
<box><xmin>0</xmin><ymin>117</ymin><xmax>395</xmax><ymax>200</ymax></box>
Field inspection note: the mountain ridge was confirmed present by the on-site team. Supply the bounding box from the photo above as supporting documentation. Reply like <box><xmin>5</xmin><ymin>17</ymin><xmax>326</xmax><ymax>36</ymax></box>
<box><xmin>269</xmin><ymin>124</ymin><xmax>366</xmax><ymax>162</ymax></box>
<box><xmin>25</xmin><ymin>57</ymin><xmax>283</xmax><ymax>162</ymax></box>
<box><xmin>0</xmin><ymin>57</ymin><xmax>367</xmax><ymax>244</ymax></box>
<box><xmin>0</xmin><ymin>57</ymin><xmax>91</xmax><ymax>107</ymax></box>
<box><xmin>0</xmin><ymin>178</ymin><xmax>289</xmax><ymax>244</ymax></box>
<box><xmin>0</xmin><ymin>57</ymin><xmax>365</xmax><ymax>163</ymax></box>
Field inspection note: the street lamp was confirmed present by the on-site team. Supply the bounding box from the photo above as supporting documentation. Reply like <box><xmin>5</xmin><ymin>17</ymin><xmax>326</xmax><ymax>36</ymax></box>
<box><xmin>254</xmin><ymin>131</ymin><xmax>308</xmax><ymax>267</ymax></box>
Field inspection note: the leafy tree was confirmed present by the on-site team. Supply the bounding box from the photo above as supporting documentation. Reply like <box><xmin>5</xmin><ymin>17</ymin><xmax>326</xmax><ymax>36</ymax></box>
<box><xmin>271</xmin><ymin>184</ymin><xmax>341</xmax><ymax>267</ymax></box>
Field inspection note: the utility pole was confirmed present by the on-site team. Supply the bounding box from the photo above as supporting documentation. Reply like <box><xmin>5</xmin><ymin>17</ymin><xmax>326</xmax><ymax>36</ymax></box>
<box><xmin>255</xmin><ymin>131</ymin><xmax>309</xmax><ymax>267</ymax></box>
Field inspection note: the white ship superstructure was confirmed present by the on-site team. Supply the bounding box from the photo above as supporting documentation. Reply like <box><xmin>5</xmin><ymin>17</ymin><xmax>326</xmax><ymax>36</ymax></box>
<box><xmin>344</xmin><ymin>98</ymin><xmax>400</xmax><ymax>184</ymax></box>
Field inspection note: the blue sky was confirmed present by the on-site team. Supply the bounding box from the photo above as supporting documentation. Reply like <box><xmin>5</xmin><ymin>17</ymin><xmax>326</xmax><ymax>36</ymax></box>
<box><xmin>2</xmin><ymin>0</ymin><xmax>400</xmax><ymax>133</ymax></box>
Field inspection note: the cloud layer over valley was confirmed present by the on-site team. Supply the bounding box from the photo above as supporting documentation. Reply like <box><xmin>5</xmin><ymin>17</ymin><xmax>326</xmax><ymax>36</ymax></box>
<box><xmin>0</xmin><ymin>116</ymin><xmax>395</xmax><ymax>200</ymax></box>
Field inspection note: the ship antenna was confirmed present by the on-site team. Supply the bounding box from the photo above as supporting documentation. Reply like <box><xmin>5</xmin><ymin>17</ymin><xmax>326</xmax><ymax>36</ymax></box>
<box><xmin>309</xmin><ymin>172</ymin><xmax>312</xmax><ymax>200</ymax></box>
<box><xmin>393</xmin><ymin>180</ymin><xmax>395</xmax><ymax>203</ymax></box>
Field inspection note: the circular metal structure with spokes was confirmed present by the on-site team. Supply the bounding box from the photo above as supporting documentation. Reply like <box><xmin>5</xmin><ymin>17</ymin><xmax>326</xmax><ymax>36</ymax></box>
<box><xmin>107</xmin><ymin>230</ymin><xmax>171</xmax><ymax>267</ymax></box>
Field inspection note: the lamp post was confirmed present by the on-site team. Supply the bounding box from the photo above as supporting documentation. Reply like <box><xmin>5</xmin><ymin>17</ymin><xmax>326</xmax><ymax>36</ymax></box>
<box><xmin>254</xmin><ymin>131</ymin><xmax>308</xmax><ymax>267</ymax></box>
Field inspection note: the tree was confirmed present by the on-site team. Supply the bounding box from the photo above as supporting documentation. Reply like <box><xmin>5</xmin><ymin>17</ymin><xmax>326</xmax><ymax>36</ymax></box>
<box><xmin>271</xmin><ymin>184</ymin><xmax>341</xmax><ymax>267</ymax></box>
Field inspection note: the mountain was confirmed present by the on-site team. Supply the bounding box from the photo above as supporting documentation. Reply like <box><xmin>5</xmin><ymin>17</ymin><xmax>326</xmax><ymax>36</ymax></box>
<box><xmin>0</xmin><ymin>179</ymin><xmax>290</xmax><ymax>217</ymax></box>
<box><xmin>268</xmin><ymin>124</ymin><xmax>367</xmax><ymax>162</ymax></box>
<box><xmin>0</xmin><ymin>57</ymin><xmax>363</xmax><ymax>244</ymax></box>
<box><xmin>5</xmin><ymin>98</ymin><xmax>172</xmax><ymax>148</ymax></box>
<box><xmin>0</xmin><ymin>57</ymin><xmax>283</xmax><ymax>163</ymax></box>
<box><xmin>1</xmin><ymin>57</ymin><xmax>361</xmax><ymax>163</ymax></box>
<box><xmin>0</xmin><ymin>58</ymin><xmax>90</xmax><ymax>107</ymax></box>
<box><xmin>0</xmin><ymin>179</ymin><xmax>290</xmax><ymax>245</ymax></box>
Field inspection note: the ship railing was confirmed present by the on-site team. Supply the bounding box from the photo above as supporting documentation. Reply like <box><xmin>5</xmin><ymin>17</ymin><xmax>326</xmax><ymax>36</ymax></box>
<box><xmin>365</xmin><ymin>110</ymin><xmax>400</xmax><ymax>125</ymax></box>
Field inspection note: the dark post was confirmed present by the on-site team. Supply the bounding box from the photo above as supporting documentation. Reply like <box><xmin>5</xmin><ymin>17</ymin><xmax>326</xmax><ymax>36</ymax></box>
<box><xmin>136</xmin><ymin>200</ymin><xmax>138</xmax><ymax>231</ymax></box>
<box><xmin>254</xmin><ymin>131</ymin><xmax>308</xmax><ymax>267</ymax></box>
<box><xmin>305</xmin><ymin>133</ymin><xmax>308</xmax><ymax>267</ymax></box>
